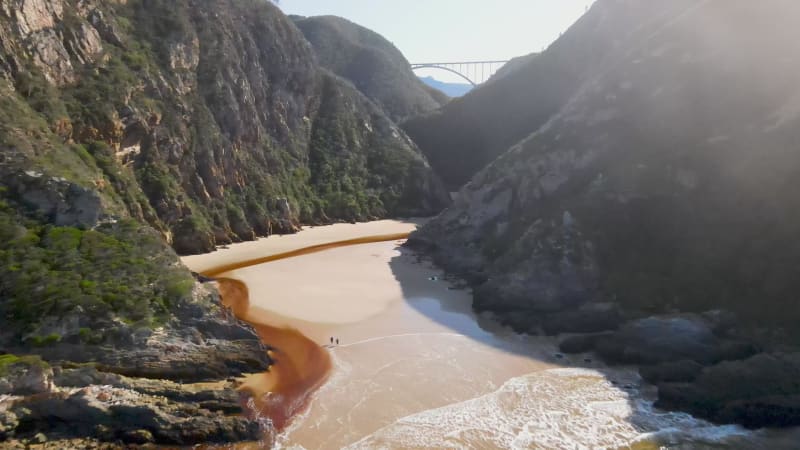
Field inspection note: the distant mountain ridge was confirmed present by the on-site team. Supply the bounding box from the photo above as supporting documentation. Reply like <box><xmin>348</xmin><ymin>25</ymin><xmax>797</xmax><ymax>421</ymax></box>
<box><xmin>418</xmin><ymin>76</ymin><xmax>472</xmax><ymax>97</ymax></box>
<box><xmin>401</xmin><ymin>1</ymin><xmax>685</xmax><ymax>189</ymax></box>
<box><xmin>292</xmin><ymin>15</ymin><xmax>449</xmax><ymax>122</ymax></box>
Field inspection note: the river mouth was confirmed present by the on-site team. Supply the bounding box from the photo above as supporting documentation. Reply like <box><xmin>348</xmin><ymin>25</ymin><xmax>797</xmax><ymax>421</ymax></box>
<box><xmin>184</xmin><ymin>220</ymin><xmax>790</xmax><ymax>449</ymax></box>
<box><xmin>200</xmin><ymin>231</ymin><xmax>414</xmax><ymax>433</ymax></box>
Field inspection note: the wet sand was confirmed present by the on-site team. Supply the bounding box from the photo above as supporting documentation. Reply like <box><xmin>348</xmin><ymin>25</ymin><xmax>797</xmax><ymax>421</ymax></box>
<box><xmin>183</xmin><ymin>221</ymin><xmax>427</xmax><ymax>436</ymax></box>
<box><xmin>190</xmin><ymin>222</ymin><xmax>421</xmax><ymax>434</ymax></box>
<box><xmin>214</xmin><ymin>277</ymin><xmax>332</xmax><ymax>431</ymax></box>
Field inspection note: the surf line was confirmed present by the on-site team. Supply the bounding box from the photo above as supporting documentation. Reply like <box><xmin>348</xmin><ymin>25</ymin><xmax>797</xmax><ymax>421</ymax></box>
<box><xmin>200</xmin><ymin>232</ymin><xmax>412</xmax><ymax>432</ymax></box>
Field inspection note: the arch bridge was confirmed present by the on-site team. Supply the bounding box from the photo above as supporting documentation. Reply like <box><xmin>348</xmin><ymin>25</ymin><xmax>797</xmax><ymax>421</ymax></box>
<box><xmin>410</xmin><ymin>60</ymin><xmax>509</xmax><ymax>86</ymax></box>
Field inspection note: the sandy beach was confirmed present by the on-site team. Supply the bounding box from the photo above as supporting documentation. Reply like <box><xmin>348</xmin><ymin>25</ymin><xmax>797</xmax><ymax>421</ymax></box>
<box><xmin>182</xmin><ymin>220</ymin><xmax>421</xmax><ymax>274</ymax></box>
<box><xmin>182</xmin><ymin>220</ymin><xmax>563</xmax><ymax>446</ymax></box>
<box><xmin>181</xmin><ymin>220</ymin><xmax>766</xmax><ymax>449</ymax></box>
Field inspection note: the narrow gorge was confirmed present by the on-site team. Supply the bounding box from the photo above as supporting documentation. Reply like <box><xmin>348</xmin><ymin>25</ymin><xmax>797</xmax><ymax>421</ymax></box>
<box><xmin>2</xmin><ymin>0</ymin><xmax>800</xmax><ymax>448</ymax></box>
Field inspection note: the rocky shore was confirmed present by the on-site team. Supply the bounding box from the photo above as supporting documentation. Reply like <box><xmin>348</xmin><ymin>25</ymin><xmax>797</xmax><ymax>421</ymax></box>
<box><xmin>0</xmin><ymin>282</ymin><xmax>270</xmax><ymax>447</ymax></box>
<box><xmin>402</xmin><ymin>0</ymin><xmax>800</xmax><ymax>432</ymax></box>
<box><xmin>407</xmin><ymin>236</ymin><xmax>800</xmax><ymax>430</ymax></box>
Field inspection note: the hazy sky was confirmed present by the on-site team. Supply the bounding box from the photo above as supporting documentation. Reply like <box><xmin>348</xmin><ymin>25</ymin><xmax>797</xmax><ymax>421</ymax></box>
<box><xmin>278</xmin><ymin>0</ymin><xmax>595</xmax><ymax>82</ymax></box>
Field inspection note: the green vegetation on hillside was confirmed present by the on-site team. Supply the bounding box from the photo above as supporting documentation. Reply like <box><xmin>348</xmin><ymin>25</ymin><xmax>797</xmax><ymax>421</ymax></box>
<box><xmin>293</xmin><ymin>15</ymin><xmax>447</xmax><ymax>122</ymax></box>
<box><xmin>0</xmin><ymin>194</ymin><xmax>193</xmax><ymax>342</ymax></box>
<box><xmin>1</xmin><ymin>0</ymin><xmax>448</xmax><ymax>256</ymax></box>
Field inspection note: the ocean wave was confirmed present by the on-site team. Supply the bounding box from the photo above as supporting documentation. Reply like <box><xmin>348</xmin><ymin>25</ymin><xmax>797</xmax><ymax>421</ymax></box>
<box><xmin>342</xmin><ymin>367</ymin><xmax>751</xmax><ymax>449</ymax></box>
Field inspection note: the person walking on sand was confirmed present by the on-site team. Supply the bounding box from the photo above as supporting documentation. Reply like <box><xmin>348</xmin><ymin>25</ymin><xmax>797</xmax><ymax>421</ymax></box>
<box><xmin>336</xmin><ymin>338</ymin><xmax>339</xmax><ymax>345</ymax></box>
<box><xmin>330</xmin><ymin>337</ymin><xmax>333</xmax><ymax>345</ymax></box>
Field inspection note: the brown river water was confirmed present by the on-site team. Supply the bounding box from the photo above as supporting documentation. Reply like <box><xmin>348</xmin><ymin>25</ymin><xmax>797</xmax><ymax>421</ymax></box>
<box><xmin>184</xmin><ymin>221</ymin><xmax>800</xmax><ymax>449</ymax></box>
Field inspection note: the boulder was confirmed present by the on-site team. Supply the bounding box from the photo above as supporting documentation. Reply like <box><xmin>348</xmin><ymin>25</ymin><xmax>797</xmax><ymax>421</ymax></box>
<box><xmin>172</xmin><ymin>226</ymin><xmax>215</xmax><ymax>255</ymax></box>
<box><xmin>541</xmin><ymin>302</ymin><xmax>622</xmax><ymax>335</ymax></box>
<box><xmin>559</xmin><ymin>332</ymin><xmax>613</xmax><ymax>354</ymax></box>
<box><xmin>656</xmin><ymin>353</ymin><xmax>800</xmax><ymax>428</ymax></box>
<box><xmin>639</xmin><ymin>360</ymin><xmax>704</xmax><ymax>384</ymax></box>
<box><xmin>594</xmin><ymin>315</ymin><xmax>719</xmax><ymax>364</ymax></box>
<box><xmin>0</xmin><ymin>410</ymin><xmax>19</xmax><ymax>441</ymax></box>
<box><xmin>558</xmin><ymin>314</ymin><xmax>757</xmax><ymax>367</ymax></box>
<box><xmin>12</xmin><ymin>173</ymin><xmax>105</xmax><ymax>228</ymax></box>
<box><xmin>0</xmin><ymin>356</ymin><xmax>53</xmax><ymax>395</ymax></box>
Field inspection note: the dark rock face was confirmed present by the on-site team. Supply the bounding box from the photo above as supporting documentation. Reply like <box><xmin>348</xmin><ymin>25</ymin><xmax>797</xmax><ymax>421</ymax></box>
<box><xmin>411</xmin><ymin>0</ymin><xmax>800</xmax><ymax>337</ymax></box>
<box><xmin>559</xmin><ymin>315</ymin><xmax>758</xmax><ymax>365</ymax></box>
<box><xmin>4</xmin><ymin>383</ymin><xmax>261</xmax><ymax>445</ymax></box>
<box><xmin>0</xmin><ymin>0</ymin><xmax>446</xmax><ymax>447</ymax></box>
<box><xmin>293</xmin><ymin>15</ymin><xmax>448</xmax><ymax>122</ymax></box>
<box><xmin>10</xmin><ymin>172</ymin><xmax>105</xmax><ymax>228</ymax></box>
<box><xmin>540</xmin><ymin>303</ymin><xmax>622</xmax><ymax>335</ymax></box>
<box><xmin>409</xmin><ymin>0</ymin><xmax>800</xmax><ymax>429</ymax></box>
<box><xmin>7</xmin><ymin>283</ymin><xmax>270</xmax><ymax>384</ymax></box>
<box><xmin>639</xmin><ymin>360</ymin><xmax>704</xmax><ymax>384</ymax></box>
<box><xmin>402</xmin><ymin>1</ymin><xmax>699</xmax><ymax>189</ymax></box>
<box><xmin>657</xmin><ymin>353</ymin><xmax>800</xmax><ymax>428</ymax></box>
<box><xmin>0</xmin><ymin>283</ymin><xmax>268</xmax><ymax>445</ymax></box>
<box><xmin>596</xmin><ymin>316</ymin><xmax>718</xmax><ymax>365</ymax></box>
<box><xmin>592</xmin><ymin>316</ymin><xmax>756</xmax><ymax>365</ymax></box>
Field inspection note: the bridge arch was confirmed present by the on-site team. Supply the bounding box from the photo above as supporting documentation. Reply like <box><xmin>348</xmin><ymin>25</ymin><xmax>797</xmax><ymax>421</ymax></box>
<box><xmin>410</xmin><ymin>64</ymin><xmax>477</xmax><ymax>86</ymax></box>
<box><xmin>410</xmin><ymin>60</ymin><xmax>509</xmax><ymax>86</ymax></box>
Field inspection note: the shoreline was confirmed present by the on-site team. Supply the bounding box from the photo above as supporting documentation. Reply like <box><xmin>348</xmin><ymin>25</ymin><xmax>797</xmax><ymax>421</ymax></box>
<box><xmin>197</xmin><ymin>230</ymin><xmax>416</xmax><ymax>436</ymax></box>
<box><xmin>184</xmin><ymin>219</ymin><xmax>800</xmax><ymax>448</ymax></box>
<box><xmin>214</xmin><ymin>277</ymin><xmax>332</xmax><ymax>433</ymax></box>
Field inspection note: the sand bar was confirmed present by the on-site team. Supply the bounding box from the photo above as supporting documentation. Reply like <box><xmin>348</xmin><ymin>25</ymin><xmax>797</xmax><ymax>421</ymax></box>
<box><xmin>182</xmin><ymin>219</ymin><xmax>421</xmax><ymax>274</ymax></box>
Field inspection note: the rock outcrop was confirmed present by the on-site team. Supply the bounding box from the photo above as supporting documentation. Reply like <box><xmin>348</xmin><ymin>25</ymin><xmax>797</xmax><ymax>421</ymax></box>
<box><xmin>409</xmin><ymin>0</ymin><xmax>800</xmax><ymax>428</ymax></box>
<box><xmin>0</xmin><ymin>362</ymin><xmax>263</xmax><ymax>446</ymax></box>
<box><xmin>0</xmin><ymin>281</ymin><xmax>269</xmax><ymax>446</ymax></box>
<box><xmin>657</xmin><ymin>353</ymin><xmax>800</xmax><ymax>428</ymax></box>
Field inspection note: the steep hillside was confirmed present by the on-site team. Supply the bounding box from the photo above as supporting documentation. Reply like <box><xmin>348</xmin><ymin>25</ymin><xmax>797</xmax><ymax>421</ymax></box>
<box><xmin>292</xmin><ymin>15</ymin><xmax>448</xmax><ymax>122</ymax></box>
<box><xmin>0</xmin><ymin>0</ymin><xmax>449</xmax><ymax>256</ymax></box>
<box><xmin>410</xmin><ymin>0</ymin><xmax>800</xmax><ymax>427</ymax></box>
<box><xmin>0</xmin><ymin>0</ymin><xmax>448</xmax><ymax>444</ymax></box>
<box><xmin>402</xmin><ymin>1</ymin><xmax>699</xmax><ymax>189</ymax></box>
<box><xmin>487</xmin><ymin>52</ymin><xmax>538</xmax><ymax>82</ymax></box>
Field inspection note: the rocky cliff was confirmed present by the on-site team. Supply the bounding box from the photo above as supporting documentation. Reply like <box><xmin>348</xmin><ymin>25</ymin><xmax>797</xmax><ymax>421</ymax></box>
<box><xmin>402</xmin><ymin>1</ymin><xmax>703</xmax><ymax>189</ymax></box>
<box><xmin>0</xmin><ymin>0</ymin><xmax>449</xmax><ymax>255</ymax></box>
<box><xmin>0</xmin><ymin>0</ymin><xmax>449</xmax><ymax>445</ymax></box>
<box><xmin>292</xmin><ymin>15</ymin><xmax>448</xmax><ymax>122</ymax></box>
<box><xmin>410</xmin><ymin>0</ymin><xmax>800</xmax><ymax>428</ymax></box>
